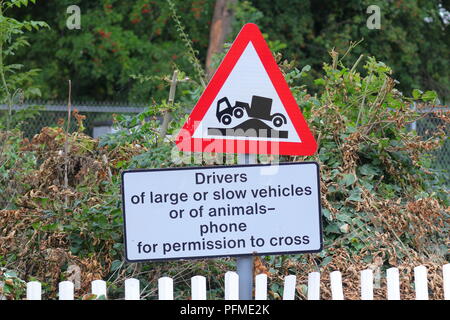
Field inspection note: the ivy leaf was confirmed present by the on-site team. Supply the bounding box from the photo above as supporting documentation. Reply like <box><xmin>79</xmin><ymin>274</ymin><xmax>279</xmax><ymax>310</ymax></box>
<box><xmin>358</xmin><ymin>164</ymin><xmax>379</xmax><ymax>176</ymax></box>
<box><xmin>320</xmin><ymin>256</ymin><xmax>333</xmax><ymax>267</ymax></box>
<box><xmin>348</xmin><ymin>187</ymin><xmax>363</xmax><ymax>202</ymax></box>
<box><xmin>110</xmin><ymin>260</ymin><xmax>122</xmax><ymax>272</ymax></box>
<box><xmin>339</xmin><ymin>173</ymin><xmax>356</xmax><ymax>186</ymax></box>
<box><xmin>324</xmin><ymin>224</ymin><xmax>340</xmax><ymax>234</ymax></box>
<box><xmin>322</xmin><ymin>208</ymin><xmax>332</xmax><ymax>221</ymax></box>
<box><xmin>4</xmin><ymin>270</ymin><xmax>18</xmax><ymax>278</ymax></box>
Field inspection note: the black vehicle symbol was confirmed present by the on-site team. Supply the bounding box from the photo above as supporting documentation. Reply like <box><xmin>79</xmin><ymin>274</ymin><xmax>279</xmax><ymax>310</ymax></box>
<box><xmin>216</xmin><ymin>95</ymin><xmax>287</xmax><ymax>127</ymax></box>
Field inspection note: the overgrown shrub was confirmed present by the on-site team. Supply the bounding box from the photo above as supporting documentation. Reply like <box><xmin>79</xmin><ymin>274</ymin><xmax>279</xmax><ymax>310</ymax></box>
<box><xmin>1</xmin><ymin>48</ymin><xmax>448</xmax><ymax>299</ymax></box>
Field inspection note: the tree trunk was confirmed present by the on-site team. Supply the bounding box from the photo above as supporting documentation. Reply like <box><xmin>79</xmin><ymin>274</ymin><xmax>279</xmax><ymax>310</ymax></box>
<box><xmin>205</xmin><ymin>0</ymin><xmax>237</xmax><ymax>80</ymax></box>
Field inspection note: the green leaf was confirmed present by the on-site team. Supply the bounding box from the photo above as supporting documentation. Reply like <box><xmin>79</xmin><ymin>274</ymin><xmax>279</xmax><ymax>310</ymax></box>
<box><xmin>42</xmin><ymin>223</ymin><xmax>61</xmax><ymax>232</ymax></box>
<box><xmin>110</xmin><ymin>260</ymin><xmax>122</xmax><ymax>272</ymax></box>
<box><xmin>320</xmin><ymin>256</ymin><xmax>333</xmax><ymax>267</ymax></box>
<box><xmin>31</xmin><ymin>222</ymin><xmax>41</xmax><ymax>230</ymax></box>
<box><xmin>358</xmin><ymin>164</ymin><xmax>379</xmax><ymax>176</ymax></box>
<box><xmin>348</xmin><ymin>187</ymin><xmax>363</xmax><ymax>202</ymax></box>
<box><xmin>322</xmin><ymin>208</ymin><xmax>331</xmax><ymax>221</ymax></box>
<box><xmin>324</xmin><ymin>224</ymin><xmax>340</xmax><ymax>234</ymax></box>
<box><xmin>336</xmin><ymin>213</ymin><xmax>352</xmax><ymax>223</ymax></box>
<box><xmin>314</xmin><ymin>78</ymin><xmax>326</xmax><ymax>86</ymax></box>
<box><xmin>412</xmin><ymin>89</ymin><xmax>422</xmax><ymax>100</ymax></box>
<box><xmin>421</xmin><ymin>90</ymin><xmax>437</xmax><ymax>102</ymax></box>
<box><xmin>339</xmin><ymin>173</ymin><xmax>356</xmax><ymax>186</ymax></box>
<box><xmin>4</xmin><ymin>270</ymin><xmax>18</xmax><ymax>278</ymax></box>
<box><xmin>36</xmin><ymin>197</ymin><xmax>49</xmax><ymax>206</ymax></box>
<box><xmin>300</xmin><ymin>65</ymin><xmax>311</xmax><ymax>77</ymax></box>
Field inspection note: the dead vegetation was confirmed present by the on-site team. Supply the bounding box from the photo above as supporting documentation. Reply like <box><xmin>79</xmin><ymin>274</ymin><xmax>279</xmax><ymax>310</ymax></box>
<box><xmin>0</xmin><ymin>123</ymin><xmax>144</xmax><ymax>299</ymax></box>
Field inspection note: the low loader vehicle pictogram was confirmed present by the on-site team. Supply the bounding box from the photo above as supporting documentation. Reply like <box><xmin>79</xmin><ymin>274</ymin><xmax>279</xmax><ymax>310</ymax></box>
<box><xmin>216</xmin><ymin>95</ymin><xmax>287</xmax><ymax>128</ymax></box>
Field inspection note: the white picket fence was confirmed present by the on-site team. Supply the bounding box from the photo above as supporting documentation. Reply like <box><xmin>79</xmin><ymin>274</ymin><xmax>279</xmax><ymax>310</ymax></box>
<box><xmin>22</xmin><ymin>264</ymin><xmax>450</xmax><ymax>300</ymax></box>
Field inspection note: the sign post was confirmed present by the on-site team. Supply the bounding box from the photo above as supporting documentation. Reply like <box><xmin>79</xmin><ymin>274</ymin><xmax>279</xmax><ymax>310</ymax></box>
<box><xmin>236</xmin><ymin>153</ymin><xmax>256</xmax><ymax>300</ymax></box>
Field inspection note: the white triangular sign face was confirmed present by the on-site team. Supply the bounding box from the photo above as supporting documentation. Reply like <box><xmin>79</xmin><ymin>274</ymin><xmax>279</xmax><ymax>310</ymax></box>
<box><xmin>192</xmin><ymin>42</ymin><xmax>301</xmax><ymax>143</ymax></box>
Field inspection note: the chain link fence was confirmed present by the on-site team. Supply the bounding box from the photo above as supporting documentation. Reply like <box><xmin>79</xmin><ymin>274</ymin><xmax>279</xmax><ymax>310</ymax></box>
<box><xmin>1</xmin><ymin>101</ymin><xmax>449</xmax><ymax>177</ymax></box>
<box><xmin>0</xmin><ymin>101</ymin><xmax>146</xmax><ymax>138</ymax></box>
<box><xmin>413</xmin><ymin>106</ymin><xmax>449</xmax><ymax>186</ymax></box>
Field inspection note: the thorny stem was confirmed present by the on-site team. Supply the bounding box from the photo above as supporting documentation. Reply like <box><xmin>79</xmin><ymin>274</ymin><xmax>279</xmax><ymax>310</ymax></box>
<box><xmin>350</xmin><ymin>54</ymin><xmax>364</xmax><ymax>74</ymax></box>
<box><xmin>167</xmin><ymin>0</ymin><xmax>206</xmax><ymax>88</ymax></box>
<box><xmin>339</xmin><ymin>39</ymin><xmax>364</xmax><ymax>65</ymax></box>
<box><xmin>158</xmin><ymin>70</ymin><xmax>178</xmax><ymax>145</ymax></box>
<box><xmin>356</xmin><ymin>74</ymin><xmax>372</xmax><ymax>126</ymax></box>
<box><xmin>364</xmin><ymin>77</ymin><xmax>395</xmax><ymax>134</ymax></box>
<box><xmin>64</xmin><ymin>80</ymin><xmax>72</xmax><ymax>207</ymax></box>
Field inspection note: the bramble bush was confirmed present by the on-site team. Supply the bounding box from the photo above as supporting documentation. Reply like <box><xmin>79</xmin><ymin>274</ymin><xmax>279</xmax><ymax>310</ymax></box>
<box><xmin>2</xmin><ymin>47</ymin><xmax>448</xmax><ymax>299</ymax></box>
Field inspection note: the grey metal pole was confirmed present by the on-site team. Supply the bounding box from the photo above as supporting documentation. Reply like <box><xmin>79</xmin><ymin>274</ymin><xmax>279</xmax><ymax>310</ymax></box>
<box><xmin>236</xmin><ymin>153</ymin><xmax>257</xmax><ymax>300</ymax></box>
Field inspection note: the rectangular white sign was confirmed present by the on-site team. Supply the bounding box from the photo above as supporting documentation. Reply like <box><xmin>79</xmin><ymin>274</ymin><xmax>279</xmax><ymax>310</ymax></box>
<box><xmin>121</xmin><ymin>162</ymin><xmax>322</xmax><ymax>262</ymax></box>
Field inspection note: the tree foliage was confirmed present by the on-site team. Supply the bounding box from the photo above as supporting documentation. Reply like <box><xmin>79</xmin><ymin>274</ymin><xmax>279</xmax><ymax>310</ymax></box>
<box><xmin>249</xmin><ymin>0</ymin><xmax>449</xmax><ymax>103</ymax></box>
<box><xmin>8</xmin><ymin>0</ymin><xmax>450</xmax><ymax>103</ymax></box>
<box><xmin>0</xmin><ymin>0</ymin><xmax>48</xmax><ymax>129</ymax></box>
<box><xmin>10</xmin><ymin>0</ymin><xmax>214</xmax><ymax>102</ymax></box>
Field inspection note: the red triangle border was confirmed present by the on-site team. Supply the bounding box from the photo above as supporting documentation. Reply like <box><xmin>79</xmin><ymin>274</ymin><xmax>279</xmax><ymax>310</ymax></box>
<box><xmin>175</xmin><ymin>23</ymin><xmax>317</xmax><ymax>156</ymax></box>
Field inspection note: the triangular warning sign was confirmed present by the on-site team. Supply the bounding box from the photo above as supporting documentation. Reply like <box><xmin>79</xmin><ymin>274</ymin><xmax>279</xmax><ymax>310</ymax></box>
<box><xmin>175</xmin><ymin>23</ymin><xmax>317</xmax><ymax>156</ymax></box>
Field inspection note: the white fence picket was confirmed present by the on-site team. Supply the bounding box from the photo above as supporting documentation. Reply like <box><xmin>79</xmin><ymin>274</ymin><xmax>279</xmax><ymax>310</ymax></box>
<box><xmin>124</xmin><ymin>278</ymin><xmax>140</xmax><ymax>300</ymax></box>
<box><xmin>254</xmin><ymin>274</ymin><xmax>267</xmax><ymax>300</ymax></box>
<box><xmin>158</xmin><ymin>277</ymin><xmax>174</xmax><ymax>300</ymax></box>
<box><xmin>58</xmin><ymin>281</ymin><xmax>74</xmax><ymax>300</ymax></box>
<box><xmin>330</xmin><ymin>271</ymin><xmax>344</xmax><ymax>300</ymax></box>
<box><xmin>91</xmin><ymin>280</ymin><xmax>107</xmax><ymax>299</ymax></box>
<box><xmin>224</xmin><ymin>271</ymin><xmax>239</xmax><ymax>300</ymax></box>
<box><xmin>443</xmin><ymin>264</ymin><xmax>450</xmax><ymax>300</ymax></box>
<box><xmin>414</xmin><ymin>265</ymin><xmax>428</xmax><ymax>300</ymax></box>
<box><xmin>282</xmin><ymin>275</ymin><xmax>296</xmax><ymax>300</ymax></box>
<box><xmin>191</xmin><ymin>276</ymin><xmax>207</xmax><ymax>300</ymax></box>
<box><xmin>386</xmin><ymin>267</ymin><xmax>400</xmax><ymax>300</ymax></box>
<box><xmin>307</xmin><ymin>272</ymin><xmax>320</xmax><ymax>300</ymax></box>
<box><xmin>0</xmin><ymin>281</ymin><xmax>5</xmax><ymax>300</ymax></box>
<box><xmin>360</xmin><ymin>269</ymin><xmax>374</xmax><ymax>300</ymax></box>
<box><xmin>26</xmin><ymin>281</ymin><xmax>41</xmax><ymax>300</ymax></box>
